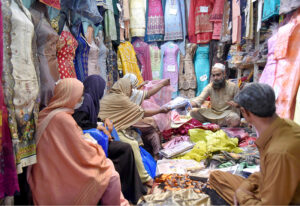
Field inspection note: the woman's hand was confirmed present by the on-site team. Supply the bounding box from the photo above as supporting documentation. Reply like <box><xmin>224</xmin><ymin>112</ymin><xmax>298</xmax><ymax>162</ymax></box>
<box><xmin>104</xmin><ymin>118</ymin><xmax>113</xmax><ymax>133</ymax></box>
<box><xmin>97</xmin><ymin>125</ymin><xmax>114</xmax><ymax>141</ymax></box>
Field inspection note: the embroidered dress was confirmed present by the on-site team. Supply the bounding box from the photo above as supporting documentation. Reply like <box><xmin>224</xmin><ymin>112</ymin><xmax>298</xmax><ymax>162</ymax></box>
<box><xmin>105</xmin><ymin>38</ymin><xmax>119</xmax><ymax>91</ymax></box>
<box><xmin>7</xmin><ymin>0</ymin><xmax>40</xmax><ymax>173</ymax></box>
<box><xmin>133</xmin><ymin>39</ymin><xmax>153</xmax><ymax>81</ymax></box>
<box><xmin>210</xmin><ymin>0</ymin><xmax>225</xmax><ymax>40</ymax></box>
<box><xmin>160</xmin><ymin>42</ymin><xmax>180</xmax><ymax>98</ymax></box>
<box><xmin>194</xmin><ymin>45</ymin><xmax>210</xmax><ymax>96</ymax></box>
<box><xmin>188</xmin><ymin>0</ymin><xmax>214</xmax><ymax>44</ymax></box>
<box><xmin>179</xmin><ymin>43</ymin><xmax>197</xmax><ymax>98</ymax></box>
<box><xmin>164</xmin><ymin>0</ymin><xmax>183</xmax><ymax>41</ymax></box>
<box><xmin>130</xmin><ymin>0</ymin><xmax>146</xmax><ymax>37</ymax></box>
<box><xmin>150</xmin><ymin>45</ymin><xmax>161</xmax><ymax>80</ymax></box>
<box><xmin>117</xmin><ymin>41</ymin><xmax>144</xmax><ymax>85</ymax></box>
<box><xmin>57</xmin><ymin>30</ymin><xmax>78</xmax><ymax>79</ymax></box>
<box><xmin>145</xmin><ymin>0</ymin><xmax>164</xmax><ymax>42</ymax></box>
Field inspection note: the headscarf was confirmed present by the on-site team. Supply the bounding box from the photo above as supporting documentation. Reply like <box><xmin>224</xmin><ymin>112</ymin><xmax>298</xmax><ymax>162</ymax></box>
<box><xmin>123</xmin><ymin>73</ymin><xmax>147</xmax><ymax>105</ymax></box>
<box><xmin>75</xmin><ymin>75</ymin><xmax>106</xmax><ymax>123</ymax></box>
<box><xmin>28</xmin><ymin>78</ymin><xmax>112</xmax><ymax>205</ymax></box>
<box><xmin>99</xmin><ymin>78</ymin><xmax>145</xmax><ymax>131</ymax></box>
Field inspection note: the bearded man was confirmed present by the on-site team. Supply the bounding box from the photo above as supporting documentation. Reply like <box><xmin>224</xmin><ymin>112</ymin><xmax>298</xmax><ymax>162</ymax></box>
<box><xmin>190</xmin><ymin>63</ymin><xmax>240</xmax><ymax>127</ymax></box>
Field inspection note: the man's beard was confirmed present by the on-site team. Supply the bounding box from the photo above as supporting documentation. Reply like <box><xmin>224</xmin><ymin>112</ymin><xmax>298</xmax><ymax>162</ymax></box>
<box><xmin>212</xmin><ymin>78</ymin><xmax>226</xmax><ymax>89</ymax></box>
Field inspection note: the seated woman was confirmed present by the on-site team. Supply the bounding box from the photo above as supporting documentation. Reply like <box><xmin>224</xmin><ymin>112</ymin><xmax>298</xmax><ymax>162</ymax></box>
<box><xmin>27</xmin><ymin>78</ymin><xmax>128</xmax><ymax>205</ymax></box>
<box><xmin>99</xmin><ymin>78</ymin><xmax>170</xmax><ymax>187</ymax></box>
<box><xmin>72</xmin><ymin>75</ymin><xmax>147</xmax><ymax>204</ymax></box>
<box><xmin>123</xmin><ymin>73</ymin><xmax>170</xmax><ymax>158</ymax></box>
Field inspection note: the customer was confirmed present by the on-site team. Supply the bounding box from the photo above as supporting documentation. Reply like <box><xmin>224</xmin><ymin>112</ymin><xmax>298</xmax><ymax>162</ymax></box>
<box><xmin>190</xmin><ymin>63</ymin><xmax>240</xmax><ymax>127</ymax></box>
<box><xmin>99</xmin><ymin>78</ymin><xmax>170</xmax><ymax>187</ymax></box>
<box><xmin>209</xmin><ymin>83</ymin><xmax>300</xmax><ymax>205</ymax></box>
<box><xmin>72</xmin><ymin>75</ymin><xmax>147</xmax><ymax>204</ymax></box>
<box><xmin>123</xmin><ymin>73</ymin><xmax>170</xmax><ymax>158</ymax></box>
<box><xmin>27</xmin><ymin>78</ymin><xmax>128</xmax><ymax>205</ymax></box>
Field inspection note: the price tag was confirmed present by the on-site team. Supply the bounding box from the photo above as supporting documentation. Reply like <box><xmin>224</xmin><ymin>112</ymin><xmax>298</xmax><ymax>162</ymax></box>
<box><xmin>200</xmin><ymin>6</ymin><xmax>208</xmax><ymax>13</ymax></box>
<box><xmin>200</xmin><ymin>74</ymin><xmax>208</xmax><ymax>81</ymax></box>
<box><xmin>167</xmin><ymin>65</ymin><xmax>176</xmax><ymax>72</ymax></box>
<box><xmin>169</xmin><ymin>8</ymin><xmax>177</xmax><ymax>15</ymax></box>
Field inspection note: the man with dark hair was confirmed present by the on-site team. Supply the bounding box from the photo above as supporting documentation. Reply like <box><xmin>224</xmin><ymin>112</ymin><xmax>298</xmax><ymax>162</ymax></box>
<box><xmin>209</xmin><ymin>83</ymin><xmax>300</xmax><ymax>205</ymax></box>
<box><xmin>190</xmin><ymin>63</ymin><xmax>240</xmax><ymax>127</ymax></box>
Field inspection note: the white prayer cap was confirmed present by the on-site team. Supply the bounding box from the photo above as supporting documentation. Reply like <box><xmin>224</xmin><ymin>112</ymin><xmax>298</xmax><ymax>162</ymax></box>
<box><xmin>213</xmin><ymin>63</ymin><xmax>226</xmax><ymax>71</ymax></box>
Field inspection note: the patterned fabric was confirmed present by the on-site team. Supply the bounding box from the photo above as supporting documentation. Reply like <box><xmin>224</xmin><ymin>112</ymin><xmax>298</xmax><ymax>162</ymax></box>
<box><xmin>0</xmin><ymin>0</ymin><xmax>20</xmax><ymax>197</ymax></box>
<box><xmin>210</xmin><ymin>0</ymin><xmax>225</xmax><ymax>40</ymax></box>
<box><xmin>57</xmin><ymin>30</ymin><xmax>78</xmax><ymax>79</ymax></box>
<box><xmin>39</xmin><ymin>0</ymin><xmax>60</xmax><ymax>9</ymax></box>
<box><xmin>150</xmin><ymin>45</ymin><xmax>161</xmax><ymax>80</ymax></box>
<box><xmin>220</xmin><ymin>0</ymin><xmax>232</xmax><ymax>43</ymax></box>
<box><xmin>160</xmin><ymin>42</ymin><xmax>180</xmax><ymax>98</ymax></box>
<box><xmin>87</xmin><ymin>37</ymin><xmax>100</xmax><ymax>76</ymax></box>
<box><xmin>5</xmin><ymin>0</ymin><xmax>40</xmax><ymax>173</ymax></box>
<box><xmin>147</xmin><ymin>0</ymin><xmax>164</xmax><ymax>35</ymax></box>
<box><xmin>188</xmin><ymin>0</ymin><xmax>214</xmax><ymax>44</ymax></box>
<box><xmin>105</xmin><ymin>38</ymin><xmax>119</xmax><ymax>91</ymax></box>
<box><xmin>104</xmin><ymin>0</ymin><xmax>117</xmax><ymax>41</ymax></box>
<box><xmin>194</xmin><ymin>45</ymin><xmax>210</xmax><ymax>96</ymax></box>
<box><xmin>130</xmin><ymin>0</ymin><xmax>146</xmax><ymax>37</ymax></box>
<box><xmin>164</xmin><ymin>0</ymin><xmax>183</xmax><ymax>41</ymax></box>
<box><xmin>117</xmin><ymin>41</ymin><xmax>144</xmax><ymax>85</ymax></box>
<box><xmin>133</xmin><ymin>39</ymin><xmax>153</xmax><ymax>81</ymax></box>
<box><xmin>74</xmin><ymin>25</ymin><xmax>90</xmax><ymax>82</ymax></box>
<box><xmin>179</xmin><ymin>43</ymin><xmax>197</xmax><ymax>98</ymax></box>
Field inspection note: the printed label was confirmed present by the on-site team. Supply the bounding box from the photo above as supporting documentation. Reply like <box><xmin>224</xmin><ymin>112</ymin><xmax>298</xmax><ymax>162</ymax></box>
<box><xmin>169</xmin><ymin>8</ymin><xmax>178</xmax><ymax>15</ymax></box>
<box><xmin>200</xmin><ymin>74</ymin><xmax>208</xmax><ymax>81</ymax></box>
<box><xmin>200</xmin><ymin>6</ymin><xmax>208</xmax><ymax>13</ymax></box>
<box><xmin>167</xmin><ymin>65</ymin><xmax>176</xmax><ymax>72</ymax></box>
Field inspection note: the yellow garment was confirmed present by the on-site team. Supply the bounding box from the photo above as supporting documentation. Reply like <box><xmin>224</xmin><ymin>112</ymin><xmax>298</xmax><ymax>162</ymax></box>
<box><xmin>99</xmin><ymin>78</ymin><xmax>144</xmax><ymax>131</ymax></box>
<box><xmin>178</xmin><ymin>129</ymin><xmax>242</xmax><ymax>162</ymax></box>
<box><xmin>117</xmin><ymin>41</ymin><xmax>144</xmax><ymax>85</ymax></box>
<box><xmin>210</xmin><ymin>117</ymin><xmax>300</xmax><ymax>205</ymax></box>
<box><xmin>294</xmin><ymin>85</ymin><xmax>300</xmax><ymax>125</ymax></box>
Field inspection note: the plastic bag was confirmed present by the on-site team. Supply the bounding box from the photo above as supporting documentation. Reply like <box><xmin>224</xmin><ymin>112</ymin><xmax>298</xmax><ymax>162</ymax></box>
<box><xmin>83</xmin><ymin>129</ymin><xmax>109</xmax><ymax>157</ymax></box>
<box><xmin>139</xmin><ymin>146</ymin><xmax>157</xmax><ymax>178</ymax></box>
<box><xmin>163</xmin><ymin>97</ymin><xmax>191</xmax><ymax>110</ymax></box>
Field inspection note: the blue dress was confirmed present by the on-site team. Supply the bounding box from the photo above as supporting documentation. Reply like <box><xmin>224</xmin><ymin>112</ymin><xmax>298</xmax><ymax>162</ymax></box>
<box><xmin>163</xmin><ymin>0</ymin><xmax>183</xmax><ymax>41</ymax></box>
<box><xmin>194</xmin><ymin>45</ymin><xmax>210</xmax><ymax>96</ymax></box>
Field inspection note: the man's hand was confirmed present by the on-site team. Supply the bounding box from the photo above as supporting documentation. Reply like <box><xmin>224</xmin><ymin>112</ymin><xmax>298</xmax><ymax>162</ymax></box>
<box><xmin>227</xmin><ymin>101</ymin><xmax>239</xmax><ymax>107</ymax></box>
<box><xmin>104</xmin><ymin>118</ymin><xmax>113</xmax><ymax>133</ymax></box>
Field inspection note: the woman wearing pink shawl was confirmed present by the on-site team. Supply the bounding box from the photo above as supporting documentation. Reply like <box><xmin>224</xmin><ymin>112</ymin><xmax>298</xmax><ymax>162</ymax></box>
<box><xmin>27</xmin><ymin>78</ymin><xmax>128</xmax><ymax>205</ymax></box>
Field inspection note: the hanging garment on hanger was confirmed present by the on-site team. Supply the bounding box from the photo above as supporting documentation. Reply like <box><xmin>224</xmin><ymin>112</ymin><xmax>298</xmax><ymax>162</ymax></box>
<box><xmin>164</xmin><ymin>0</ymin><xmax>184</xmax><ymax>41</ymax></box>
<box><xmin>194</xmin><ymin>45</ymin><xmax>210</xmax><ymax>96</ymax></box>
<box><xmin>105</xmin><ymin>38</ymin><xmax>119</xmax><ymax>91</ymax></box>
<box><xmin>118</xmin><ymin>41</ymin><xmax>144</xmax><ymax>85</ymax></box>
<box><xmin>130</xmin><ymin>0</ymin><xmax>147</xmax><ymax>37</ymax></box>
<box><xmin>133</xmin><ymin>39</ymin><xmax>153</xmax><ymax>81</ymax></box>
<box><xmin>150</xmin><ymin>45</ymin><xmax>161</xmax><ymax>80</ymax></box>
<box><xmin>144</xmin><ymin>0</ymin><xmax>164</xmax><ymax>42</ymax></box>
<box><xmin>262</xmin><ymin>0</ymin><xmax>280</xmax><ymax>21</ymax></box>
<box><xmin>160</xmin><ymin>42</ymin><xmax>180</xmax><ymax>98</ymax></box>
<box><xmin>273</xmin><ymin>10</ymin><xmax>300</xmax><ymax>119</ymax></box>
<box><xmin>188</xmin><ymin>0</ymin><xmax>214</xmax><ymax>44</ymax></box>
<box><xmin>96</xmin><ymin>31</ymin><xmax>109</xmax><ymax>90</ymax></box>
<box><xmin>210</xmin><ymin>0</ymin><xmax>225</xmax><ymax>40</ymax></box>
<box><xmin>105</xmin><ymin>0</ymin><xmax>117</xmax><ymax>41</ymax></box>
<box><xmin>57</xmin><ymin>25</ymin><xmax>78</xmax><ymax>79</ymax></box>
<box><xmin>87</xmin><ymin>30</ymin><xmax>101</xmax><ymax>77</ymax></box>
<box><xmin>220</xmin><ymin>0</ymin><xmax>232</xmax><ymax>43</ymax></box>
<box><xmin>232</xmin><ymin>0</ymin><xmax>241</xmax><ymax>44</ymax></box>
<box><xmin>0</xmin><ymin>0</ymin><xmax>20</xmax><ymax>197</ymax></box>
<box><xmin>178</xmin><ymin>43</ymin><xmax>197</xmax><ymax>98</ymax></box>
<box><xmin>73</xmin><ymin>24</ymin><xmax>90</xmax><ymax>81</ymax></box>
<box><xmin>7</xmin><ymin>0</ymin><xmax>40</xmax><ymax>173</ymax></box>
<box><xmin>30</xmin><ymin>3</ymin><xmax>60</xmax><ymax>110</ymax></box>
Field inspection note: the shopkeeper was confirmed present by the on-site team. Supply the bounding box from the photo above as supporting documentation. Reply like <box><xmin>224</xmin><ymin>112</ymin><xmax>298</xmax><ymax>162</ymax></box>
<box><xmin>190</xmin><ymin>63</ymin><xmax>240</xmax><ymax>127</ymax></box>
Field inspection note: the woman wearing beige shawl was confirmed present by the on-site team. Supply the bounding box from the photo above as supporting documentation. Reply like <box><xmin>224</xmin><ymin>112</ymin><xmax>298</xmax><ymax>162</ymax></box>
<box><xmin>27</xmin><ymin>78</ymin><xmax>128</xmax><ymax>205</ymax></box>
<box><xmin>99</xmin><ymin>78</ymin><xmax>169</xmax><ymax>186</ymax></box>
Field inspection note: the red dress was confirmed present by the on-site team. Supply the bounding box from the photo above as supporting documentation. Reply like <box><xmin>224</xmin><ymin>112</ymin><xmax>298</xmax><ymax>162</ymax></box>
<box><xmin>188</xmin><ymin>0</ymin><xmax>214</xmax><ymax>44</ymax></box>
<box><xmin>57</xmin><ymin>31</ymin><xmax>78</xmax><ymax>79</ymax></box>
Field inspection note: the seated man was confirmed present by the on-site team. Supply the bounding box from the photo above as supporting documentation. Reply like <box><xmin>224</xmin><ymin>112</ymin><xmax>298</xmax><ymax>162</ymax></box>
<box><xmin>190</xmin><ymin>63</ymin><xmax>240</xmax><ymax>127</ymax></box>
<box><xmin>209</xmin><ymin>83</ymin><xmax>300</xmax><ymax>205</ymax></box>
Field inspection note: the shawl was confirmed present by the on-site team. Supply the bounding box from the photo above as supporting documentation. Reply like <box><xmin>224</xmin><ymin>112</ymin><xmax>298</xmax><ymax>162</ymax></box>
<box><xmin>27</xmin><ymin>78</ymin><xmax>112</xmax><ymax>205</ymax></box>
<box><xmin>99</xmin><ymin>78</ymin><xmax>144</xmax><ymax>131</ymax></box>
<box><xmin>123</xmin><ymin>73</ymin><xmax>147</xmax><ymax>105</ymax></box>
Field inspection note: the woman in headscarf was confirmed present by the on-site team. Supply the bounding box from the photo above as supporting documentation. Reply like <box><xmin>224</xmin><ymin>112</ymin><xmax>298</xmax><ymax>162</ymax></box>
<box><xmin>27</xmin><ymin>78</ymin><xmax>128</xmax><ymax>205</ymax></box>
<box><xmin>99</xmin><ymin>78</ymin><xmax>170</xmax><ymax>186</ymax></box>
<box><xmin>123</xmin><ymin>74</ymin><xmax>170</xmax><ymax>158</ymax></box>
<box><xmin>72</xmin><ymin>75</ymin><xmax>147</xmax><ymax>204</ymax></box>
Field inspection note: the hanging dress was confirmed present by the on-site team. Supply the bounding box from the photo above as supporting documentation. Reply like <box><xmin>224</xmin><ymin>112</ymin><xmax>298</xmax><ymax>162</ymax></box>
<box><xmin>179</xmin><ymin>43</ymin><xmax>197</xmax><ymax>98</ymax></box>
<box><xmin>262</xmin><ymin>0</ymin><xmax>280</xmax><ymax>21</ymax></box>
<box><xmin>87</xmin><ymin>32</ymin><xmax>101</xmax><ymax>76</ymax></box>
<box><xmin>105</xmin><ymin>38</ymin><xmax>119</xmax><ymax>90</ymax></box>
<box><xmin>150</xmin><ymin>45</ymin><xmax>161</xmax><ymax>80</ymax></box>
<box><xmin>30</xmin><ymin>4</ymin><xmax>60</xmax><ymax>109</ymax></box>
<box><xmin>117</xmin><ymin>41</ymin><xmax>144</xmax><ymax>85</ymax></box>
<box><xmin>133</xmin><ymin>39</ymin><xmax>153</xmax><ymax>81</ymax></box>
<box><xmin>194</xmin><ymin>45</ymin><xmax>210</xmax><ymax>96</ymax></box>
<box><xmin>57</xmin><ymin>29</ymin><xmax>78</xmax><ymax>79</ymax></box>
<box><xmin>164</xmin><ymin>0</ymin><xmax>183</xmax><ymax>41</ymax></box>
<box><xmin>130</xmin><ymin>0</ymin><xmax>146</xmax><ymax>37</ymax></box>
<box><xmin>8</xmin><ymin>0</ymin><xmax>40</xmax><ymax>173</ymax></box>
<box><xmin>210</xmin><ymin>0</ymin><xmax>225</xmax><ymax>40</ymax></box>
<box><xmin>145</xmin><ymin>0</ymin><xmax>164</xmax><ymax>42</ymax></box>
<box><xmin>96</xmin><ymin>31</ymin><xmax>109</xmax><ymax>86</ymax></box>
<box><xmin>232</xmin><ymin>0</ymin><xmax>241</xmax><ymax>44</ymax></box>
<box><xmin>160</xmin><ymin>42</ymin><xmax>180</xmax><ymax>98</ymax></box>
